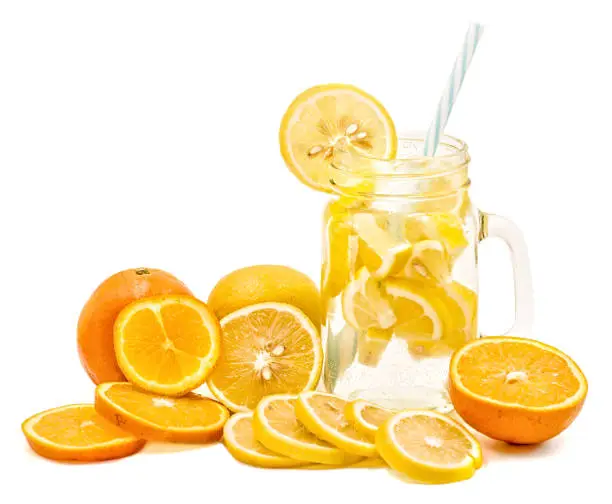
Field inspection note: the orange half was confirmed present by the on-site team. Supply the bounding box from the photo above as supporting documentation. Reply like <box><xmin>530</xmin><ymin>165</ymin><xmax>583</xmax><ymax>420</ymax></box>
<box><xmin>449</xmin><ymin>336</ymin><xmax>588</xmax><ymax>444</ymax></box>
<box><xmin>114</xmin><ymin>295</ymin><xmax>221</xmax><ymax>396</ymax></box>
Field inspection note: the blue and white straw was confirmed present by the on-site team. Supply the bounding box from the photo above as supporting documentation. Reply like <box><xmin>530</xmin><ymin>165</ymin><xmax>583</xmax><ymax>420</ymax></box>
<box><xmin>423</xmin><ymin>23</ymin><xmax>485</xmax><ymax>156</ymax></box>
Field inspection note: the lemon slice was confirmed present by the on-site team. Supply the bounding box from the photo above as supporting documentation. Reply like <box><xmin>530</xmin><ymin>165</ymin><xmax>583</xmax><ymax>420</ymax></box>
<box><xmin>295</xmin><ymin>392</ymin><xmax>377</xmax><ymax>457</ymax></box>
<box><xmin>253</xmin><ymin>394</ymin><xmax>361</xmax><ymax>465</ymax></box>
<box><xmin>279</xmin><ymin>84</ymin><xmax>397</xmax><ymax>193</ymax></box>
<box><xmin>353</xmin><ymin>213</ymin><xmax>412</xmax><ymax>278</ymax></box>
<box><xmin>324</xmin><ymin>324</ymin><xmax>359</xmax><ymax>392</ymax></box>
<box><xmin>403</xmin><ymin>281</ymin><xmax>477</xmax><ymax>358</ymax></box>
<box><xmin>438</xmin><ymin>281</ymin><xmax>478</xmax><ymax>350</ymax></box>
<box><xmin>223</xmin><ymin>412</ymin><xmax>307</xmax><ymax>468</ymax></box>
<box><xmin>345</xmin><ymin>400</ymin><xmax>395</xmax><ymax>439</ymax></box>
<box><xmin>321</xmin><ymin>202</ymin><xmax>359</xmax><ymax>307</ymax></box>
<box><xmin>342</xmin><ymin>268</ymin><xmax>396</xmax><ymax>330</ymax></box>
<box><xmin>207</xmin><ymin>303</ymin><xmax>322</xmax><ymax>412</ymax></box>
<box><xmin>406</xmin><ymin>239</ymin><xmax>452</xmax><ymax>283</ymax></box>
<box><xmin>384</xmin><ymin>278</ymin><xmax>448</xmax><ymax>342</ymax></box>
<box><xmin>357</xmin><ymin>328</ymin><xmax>393</xmax><ymax>367</ymax></box>
<box><xmin>375</xmin><ymin>410</ymin><xmax>482</xmax><ymax>484</ymax></box>
<box><xmin>405</xmin><ymin>213</ymin><xmax>469</xmax><ymax>261</ymax></box>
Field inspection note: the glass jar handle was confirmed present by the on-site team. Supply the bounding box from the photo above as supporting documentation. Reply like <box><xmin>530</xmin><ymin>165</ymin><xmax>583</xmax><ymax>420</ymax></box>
<box><xmin>479</xmin><ymin>212</ymin><xmax>534</xmax><ymax>337</ymax></box>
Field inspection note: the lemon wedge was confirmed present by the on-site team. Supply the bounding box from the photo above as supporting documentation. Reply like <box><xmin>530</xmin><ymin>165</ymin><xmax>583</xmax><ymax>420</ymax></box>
<box><xmin>342</xmin><ymin>268</ymin><xmax>396</xmax><ymax>331</ymax></box>
<box><xmin>384</xmin><ymin>277</ymin><xmax>448</xmax><ymax>343</ymax></box>
<box><xmin>405</xmin><ymin>213</ymin><xmax>469</xmax><ymax>261</ymax></box>
<box><xmin>406</xmin><ymin>239</ymin><xmax>452</xmax><ymax>283</ymax></box>
<box><xmin>357</xmin><ymin>328</ymin><xmax>393</xmax><ymax>367</ymax></box>
<box><xmin>353</xmin><ymin>213</ymin><xmax>412</xmax><ymax>278</ymax></box>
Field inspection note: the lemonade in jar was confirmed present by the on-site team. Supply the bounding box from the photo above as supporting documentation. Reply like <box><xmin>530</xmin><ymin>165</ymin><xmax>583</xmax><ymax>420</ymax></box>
<box><xmin>279</xmin><ymin>84</ymin><xmax>532</xmax><ymax>412</ymax></box>
<box><xmin>322</xmin><ymin>135</ymin><xmax>478</xmax><ymax>411</ymax></box>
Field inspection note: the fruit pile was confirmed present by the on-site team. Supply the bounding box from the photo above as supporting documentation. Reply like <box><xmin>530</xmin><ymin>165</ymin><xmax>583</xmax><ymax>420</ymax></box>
<box><xmin>23</xmin><ymin>265</ymin><xmax>324</xmax><ymax>462</ymax></box>
<box><xmin>22</xmin><ymin>84</ymin><xmax>588</xmax><ymax>485</ymax></box>
<box><xmin>22</xmin><ymin>264</ymin><xmax>588</xmax><ymax>484</ymax></box>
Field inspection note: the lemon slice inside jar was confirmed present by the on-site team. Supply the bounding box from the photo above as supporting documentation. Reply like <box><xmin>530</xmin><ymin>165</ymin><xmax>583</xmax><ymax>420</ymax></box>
<box><xmin>342</xmin><ymin>267</ymin><xmax>397</xmax><ymax>331</ymax></box>
<box><xmin>279</xmin><ymin>84</ymin><xmax>397</xmax><ymax>193</ymax></box>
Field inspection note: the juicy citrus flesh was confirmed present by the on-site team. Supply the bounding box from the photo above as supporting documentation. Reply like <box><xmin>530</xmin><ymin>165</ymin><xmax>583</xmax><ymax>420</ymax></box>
<box><xmin>279</xmin><ymin>84</ymin><xmax>397</xmax><ymax>193</ymax></box>
<box><xmin>114</xmin><ymin>295</ymin><xmax>221</xmax><ymax>396</ymax></box>
<box><xmin>345</xmin><ymin>400</ymin><xmax>395</xmax><ymax>437</ymax></box>
<box><xmin>357</xmin><ymin>328</ymin><xmax>393</xmax><ymax>367</ymax></box>
<box><xmin>453</xmin><ymin>338</ymin><xmax>583</xmax><ymax>408</ymax></box>
<box><xmin>253</xmin><ymin>394</ymin><xmax>361</xmax><ymax>465</ymax></box>
<box><xmin>207</xmin><ymin>303</ymin><xmax>322</xmax><ymax>412</ymax></box>
<box><xmin>404</xmin><ymin>213</ymin><xmax>468</xmax><ymax>262</ymax></box>
<box><xmin>22</xmin><ymin>404</ymin><xmax>145</xmax><ymax>462</ymax></box>
<box><xmin>407</xmin><ymin>240</ymin><xmax>451</xmax><ymax>283</ymax></box>
<box><xmin>449</xmin><ymin>337</ymin><xmax>588</xmax><ymax>444</ymax></box>
<box><xmin>295</xmin><ymin>392</ymin><xmax>377</xmax><ymax>457</ymax></box>
<box><xmin>95</xmin><ymin>382</ymin><xmax>229</xmax><ymax>443</ymax></box>
<box><xmin>322</xmin><ymin>195</ymin><xmax>477</xmax><ymax>367</ymax></box>
<box><xmin>352</xmin><ymin>213</ymin><xmax>413</xmax><ymax>278</ymax></box>
<box><xmin>208</xmin><ymin>265</ymin><xmax>322</xmax><ymax>328</ymax></box>
<box><xmin>223</xmin><ymin>412</ymin><xmax>307</xmax><ymax>468</ymax></box>
<box><xmin>322</xmin><ymin>204</ymin><xmax>359</xmax><ymax>307</ymax></box>
<box><xmin>342</xmin><ymin>267</ymin><xmax>397</xmax><ymax>330</ymax></box>
<box><xmin>376</xmin><ymin>410</ymin><xmax>482</xmax><ymax>484</ymax></box>
<box><xmin>385</xmin><ymin>278</ymin><xmax>446</xmax><ymax>342</ymax></box>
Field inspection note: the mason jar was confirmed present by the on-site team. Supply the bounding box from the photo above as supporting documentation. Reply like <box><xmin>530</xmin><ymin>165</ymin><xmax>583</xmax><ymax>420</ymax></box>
<box><xmin>321</xmin><ymin>134</ymin><xmax>533</xmax><ymax>412</ymax></box>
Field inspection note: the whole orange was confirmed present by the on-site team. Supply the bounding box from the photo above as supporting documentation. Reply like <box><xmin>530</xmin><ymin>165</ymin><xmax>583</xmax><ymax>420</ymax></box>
<box><xmin>77</xmin><ymin>267</ymin><xmax>192</xmax><ymax>384</ymax></box>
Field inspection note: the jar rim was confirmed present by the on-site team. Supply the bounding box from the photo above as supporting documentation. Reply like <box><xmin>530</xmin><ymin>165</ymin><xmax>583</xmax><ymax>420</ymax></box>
<box><xmin>355</xmin><ymin>132</ymin><xmax>467</xmax><ymax>162</ymax></box>
<box><xmin>328</xmin><ymin>133</ymin><xmax>469</xmax><ymax>198</ymax></box>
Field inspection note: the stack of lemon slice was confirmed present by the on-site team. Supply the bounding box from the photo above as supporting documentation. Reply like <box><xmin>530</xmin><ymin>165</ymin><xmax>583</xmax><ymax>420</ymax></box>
<box><xmin>223</xmin><ymin>391</ymin><xmax>483</xmax><ymax>483</ymax></box>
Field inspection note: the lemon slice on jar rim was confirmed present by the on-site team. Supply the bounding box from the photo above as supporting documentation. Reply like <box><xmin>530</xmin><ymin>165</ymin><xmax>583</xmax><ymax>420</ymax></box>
<box><xmin>279</xmin><ymin>84</ymin><xmax>397</xmax><ymax>193</ymax></box>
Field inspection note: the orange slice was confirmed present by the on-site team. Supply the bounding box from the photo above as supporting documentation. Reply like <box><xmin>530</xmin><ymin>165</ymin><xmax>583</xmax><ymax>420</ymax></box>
<box><xmin>207</xmin><ymin>303</ymin><xmax>322</xmax><ymax>412</ymax></box>
<box><xmin>449</xmin><ymin>336</ymin><xmax>588</xmax><ymax>444</ymax></box>
<box><xmin>114</xmin><ymin>295</ymin><xmax>221</xmax><ymax>396</ymax></box>
<box><xmin>22</xmin><ymin>404</ymin><xmax>145</xmax><ymax>462</ymax></box>
<box><xmin>344</xmin><ymin>399</ymin><xmax>394</xmax><ymax>438</ymax></box>
<box><xmin>295</xmin><ymin>392</ymin><xmax>377</xmax><ymax>457</ymax></box>
<box><xmin>279</xmin><ymin>84</ymin><xmax>397</xmax><ymax>193</ymax></box>
<box><xmin>253</xmin><ymin>394</ymin><xmax>361</xmax><ymax>465</ymax></box>
<box><xmin>223</xmin><ymin>412</ymin><xmax>307</xmax><ymax>468</ymax></box>
<box><xmin>95</xmin><ymin>382</ymin><xmax>229</xmax><ymax>443</ymax></box>
<box><xmin>376</xmin><ymin>410</ymin><xmax>482</xmax><ymax>484</ymax></box>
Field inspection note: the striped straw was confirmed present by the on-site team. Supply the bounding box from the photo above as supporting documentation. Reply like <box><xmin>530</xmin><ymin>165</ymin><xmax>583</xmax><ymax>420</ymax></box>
<box><xmin>423</xmin><ymin>23</ymin><xmax>485</xmax><ymax>156</ymax></box>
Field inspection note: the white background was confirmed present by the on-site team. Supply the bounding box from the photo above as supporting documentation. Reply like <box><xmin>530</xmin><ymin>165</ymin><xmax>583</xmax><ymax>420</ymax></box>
<box><xmin>1</xmin><ymin>0</ymin><xmax>609</xmax><ymax>501</ymax></box>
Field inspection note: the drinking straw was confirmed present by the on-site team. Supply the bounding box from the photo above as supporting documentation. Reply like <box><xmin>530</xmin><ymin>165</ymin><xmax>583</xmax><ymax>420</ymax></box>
<box><xmin>423</xmin><ymin>23</ymin><xmax>484</xmax><ymax>156</ymax></box>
